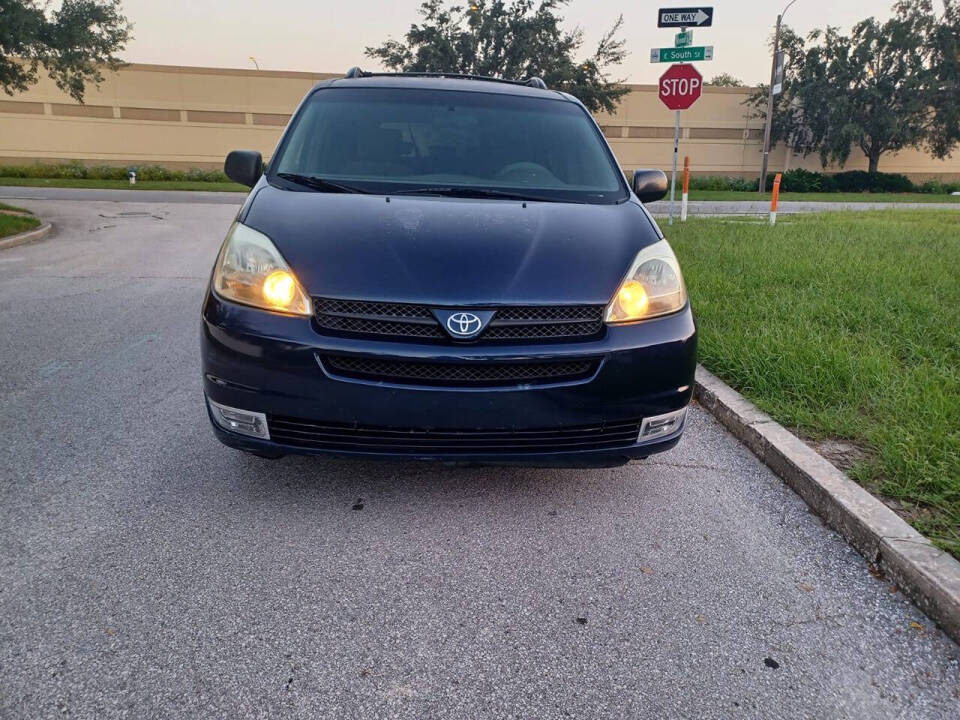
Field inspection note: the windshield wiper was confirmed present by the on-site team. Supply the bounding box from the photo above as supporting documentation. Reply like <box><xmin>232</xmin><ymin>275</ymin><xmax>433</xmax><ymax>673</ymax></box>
<box><xmin>390</xmin><ymin>186</ymin><xmax>564</xmax><ymax>202</ymax></box>
<box><xmin>276</xmin><ymin>173</ymin><xmax>368</xmax><ymax>194</ymax></box>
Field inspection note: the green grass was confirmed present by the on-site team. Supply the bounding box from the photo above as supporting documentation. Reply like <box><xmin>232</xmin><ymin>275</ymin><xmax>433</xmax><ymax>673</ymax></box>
<box><xmin>0</xmin><ymin>201</ymin><xmax>32</xmax><ymax>213</ymax></box>
<box><xmin>668</xmin><ymin>211</ymin><xmax>960</xmax><ymax>557</ymax></box>
<box><xmin>688</xmin><ymin>190</ymin><xmax>960</xmax><ymax>203</ymax></box>
<box><xmin>0</xmin><ymin>212</ymin><xmax>41</xmax><ymax>239</ymax></box>
<box><xmin>0</xmin><ymin>177</ymin><xmax>247</xmax><ymax>192</ymax></box>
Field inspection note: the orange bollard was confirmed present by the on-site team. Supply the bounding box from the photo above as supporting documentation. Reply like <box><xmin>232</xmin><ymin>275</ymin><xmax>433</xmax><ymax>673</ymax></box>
<box><xmin>680</xmin><ymin>157</ymin><xmax>690</xmax><ymax>222</ymax></box>
<box><xmin>770</xmin><ymin>172</ymin><xmax>782</xmax><ymax>225</ymax></box>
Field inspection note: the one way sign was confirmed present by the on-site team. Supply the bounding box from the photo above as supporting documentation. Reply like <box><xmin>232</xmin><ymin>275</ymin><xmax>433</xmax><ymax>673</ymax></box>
<box><xmin>657</xmin><ymin>7</ymin><xmax>714</xmax><ymax>28</ymax></box>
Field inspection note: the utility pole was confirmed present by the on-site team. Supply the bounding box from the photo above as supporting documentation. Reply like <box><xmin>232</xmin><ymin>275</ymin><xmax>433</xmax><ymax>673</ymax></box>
<box><xmin>759</xmin><ymin>0</ymin><xmax>797</xmax><ymax>194</ymax></box>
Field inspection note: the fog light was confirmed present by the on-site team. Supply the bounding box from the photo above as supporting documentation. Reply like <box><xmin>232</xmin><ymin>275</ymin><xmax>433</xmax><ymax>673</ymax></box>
<box><xmin>639</xmin><ymin>407</ymin><xmax>687</xmax><ymax>441</ymax></box>
<box><xmin>207</xmin><ymin>398</ymin><xmax>270</xmax><ymax>439</ymax></box>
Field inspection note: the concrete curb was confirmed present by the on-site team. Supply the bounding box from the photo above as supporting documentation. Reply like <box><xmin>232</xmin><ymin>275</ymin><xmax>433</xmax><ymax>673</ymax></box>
<box><xmin>694</xmin><ymin>364</ymin><xmax>960</xmax><ymax>644</ymax></box>
<box><xmin>0</xmin><ymin>222</ymin><xmax>52</xmax><ymax>250</ymax></box>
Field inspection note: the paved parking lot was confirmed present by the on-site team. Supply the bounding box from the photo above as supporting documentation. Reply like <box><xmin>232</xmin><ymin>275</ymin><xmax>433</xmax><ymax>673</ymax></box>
<box><xmin>1</xmin><ymin>197</ymin><xmax>958</xmax><ymax>718</ymax></box>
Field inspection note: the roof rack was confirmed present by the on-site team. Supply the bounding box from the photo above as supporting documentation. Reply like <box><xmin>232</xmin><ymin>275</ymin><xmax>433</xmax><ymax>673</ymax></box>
<box><xmin>343</xmin><ymin>67</ymin><xmax>548</xmax><ymax>90</ymax></box>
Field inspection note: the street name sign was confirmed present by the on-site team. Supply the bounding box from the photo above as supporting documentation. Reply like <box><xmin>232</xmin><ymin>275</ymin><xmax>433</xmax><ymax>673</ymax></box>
<box><xmin>657</xmin><ymin>7</ymin><xmax>713</xmax><ymax>28</ymax></box>
<box><xmin>650</xmin><ymin>46</ymin><xmax>714</xmax><ymax>63</ymax></box>
<box><xmin>658</xmin><ymin>64</ymin><xmax>703</xmax><ymax>110</ymax></box>
<box><xmin>675</xmin><ymin>30</ymin><xmax>693</xmax><ymax>47</ymax></box>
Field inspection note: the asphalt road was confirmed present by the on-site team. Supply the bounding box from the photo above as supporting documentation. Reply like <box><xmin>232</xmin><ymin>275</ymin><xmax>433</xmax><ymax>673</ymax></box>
<box><xmin>1</xmin><ymin>199</ymin><xmax>958</xmax><ymax>719</ymax></box>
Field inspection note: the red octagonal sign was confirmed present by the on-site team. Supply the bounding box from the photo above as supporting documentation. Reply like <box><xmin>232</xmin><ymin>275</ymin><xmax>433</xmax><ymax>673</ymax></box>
<box><xmin>659</xmin><ymin>64</ymin><xmax>703</xmax><ymax>110</ymax></box>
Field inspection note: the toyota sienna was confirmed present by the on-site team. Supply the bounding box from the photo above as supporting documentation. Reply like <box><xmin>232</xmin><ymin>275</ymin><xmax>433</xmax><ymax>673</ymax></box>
<box><xmin>201</xmin><ymin>69</ymin><xmax>697</xmax><ymax>465</ymax></box>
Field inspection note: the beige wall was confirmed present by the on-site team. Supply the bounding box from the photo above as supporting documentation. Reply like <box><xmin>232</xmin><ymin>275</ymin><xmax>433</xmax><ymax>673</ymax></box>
<box><xmin>1</xmin><ymin>62</ymin><xmax>958</xmax><ymax>179</ymax></box>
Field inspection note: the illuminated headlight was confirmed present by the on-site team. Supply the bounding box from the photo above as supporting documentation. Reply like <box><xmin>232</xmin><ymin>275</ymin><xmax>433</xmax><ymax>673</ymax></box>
<box><xmin>207</xmin><ymin>398</ymin><xmax>270</xmax><ymax>439</ymax></box>
<box><xmin>639</xmin><ymin>408</ymin><xmax>687</xmax><ymax>441</ymax></box>
<box><xmin>606</xmin><ymin>239</ymin><xmax>687</xmax><ymax>324</ymax></box>
<box><xmin>212</xmin><ymin>222</ymin><xmax>312</xmax><ymax>315</ymax></box>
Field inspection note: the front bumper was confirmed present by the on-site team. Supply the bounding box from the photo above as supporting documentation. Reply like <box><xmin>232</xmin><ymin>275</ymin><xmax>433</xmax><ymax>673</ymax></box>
<box><xmin>200</xmin><ymin>292</ymin><xmax>697</xmax><ymax>465</ymax></box>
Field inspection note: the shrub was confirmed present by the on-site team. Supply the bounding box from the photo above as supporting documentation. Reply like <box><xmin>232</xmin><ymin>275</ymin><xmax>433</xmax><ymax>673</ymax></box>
<box><xmin>0</xmin><ymin>161</ymin><xmax>229</xmax><ymax>183</ymax></box>
<box><xmin>0</xmin><ymin>165</ymin><xmax>28</xmax><ymax>178</ymax></box>
<box><xmin>688</xmin><ymin>175</ymin><xmax>758</xmax><ymax>191</ymax></box>
<box><xmin>916</xmin><ymin>179</ymin><xmax>960</xmax><ymax>194</ymax></box>
<box><xmin>86</xmin><ymin>165</ymin><xmax>127</xmax><ymax>180</ymax></box>
<box><xmin>775</xmin><ymin>168</ymin><xmax>837</xmax><ymax>193</ymax></box>
<box><xmin>182</xmin><ymin>167</ymin><xmax>229</xmax><ymax>182</ymax></box>
<box><xmin>728</xmin><ymin>177</ymin><xmax>757</xmax><ymax>191</ymax></box>
<box><xmin>134</xmin><ymin>165</ymin><xmax>180</xmax><ymax>181</ymax></box>
<box><xmin>60</xmin><ymin>161</ymin><xmax>88</xmax><ymax>179</ymax></box>
<box><xmin>831</xmin><ymin>170</ymin><xmax>915</xmax><ymax>193</ymax></box>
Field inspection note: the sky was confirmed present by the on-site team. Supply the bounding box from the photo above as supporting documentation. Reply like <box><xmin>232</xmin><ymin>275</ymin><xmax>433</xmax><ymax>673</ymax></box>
<box><xmin>118</xmin><ymin>0</ymin><xmax>906</xmax><ymax>86</ymax></box>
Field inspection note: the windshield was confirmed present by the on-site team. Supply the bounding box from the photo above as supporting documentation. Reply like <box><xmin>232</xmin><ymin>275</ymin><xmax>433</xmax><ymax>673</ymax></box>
<box><xmin>270</xmin><ymin>87</ymin><xmax>628</xmax><ymax>203</ymax></box>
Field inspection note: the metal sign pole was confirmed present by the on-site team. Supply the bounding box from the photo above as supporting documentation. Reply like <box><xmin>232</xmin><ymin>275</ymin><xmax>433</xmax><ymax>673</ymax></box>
<box><xmin>669</xmin><ymin>109</ymin><xmax>679</xmax><ymax>225</ymax></box>
<box><xmin>668</xmin><ymin>27</ymin><xmax>687</xmax><ymax>227</ymax></box>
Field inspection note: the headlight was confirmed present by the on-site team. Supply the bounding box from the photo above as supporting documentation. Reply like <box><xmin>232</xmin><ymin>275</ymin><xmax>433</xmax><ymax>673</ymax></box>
<box><xmin>605</xmin><ymin>239</ymin><xmax>687</xmax><ymax>324</ymax></box>
<box><xmin>212</xmin><ymin>222</ymin><xmax>312</xmax><ymax>316</ymax></box>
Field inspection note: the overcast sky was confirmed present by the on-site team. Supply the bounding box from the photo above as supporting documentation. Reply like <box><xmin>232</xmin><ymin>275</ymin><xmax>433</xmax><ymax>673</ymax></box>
<box><xmin>119</xmin><ymin>0</ymin><xmax>909</xmax><ymax>86</ymax></box>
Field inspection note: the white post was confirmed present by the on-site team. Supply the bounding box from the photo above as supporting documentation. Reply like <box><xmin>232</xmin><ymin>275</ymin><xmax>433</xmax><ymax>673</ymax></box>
<box><xmin>680</xmin><ymin>156</ymin><xmax>690</xmax><ymax>222</ymax></box>
<box><xmin>668</xmin><ymin>109</ymin><xmax>679</xmax><ymax>226</ymax></box>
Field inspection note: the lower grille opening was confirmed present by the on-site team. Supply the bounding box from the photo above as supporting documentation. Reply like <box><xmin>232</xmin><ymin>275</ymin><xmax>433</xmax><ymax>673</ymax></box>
<box><xmin>268</xmin><ymin>416</ymin><xmax>641</xmax><ymax>454</ymax></box>
<box><xmin>321</xmin><ymin>355</ymin><xmax>599</xmax><ymax>387</ymax></box>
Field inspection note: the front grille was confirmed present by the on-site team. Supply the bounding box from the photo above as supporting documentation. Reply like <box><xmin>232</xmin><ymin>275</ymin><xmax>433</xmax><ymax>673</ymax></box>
<box><xmin>268</xmin><ymin>416</ymin><xmax>641</xmax><ymax>455</ymax></box>
<box><xmin>322</xmin><ymin>355</ymin><xmax>598</xmax><ymax>387</ymax></box>
<box><xmin>314</xmin><ymin>298</ymin><xmax>445</xmax><ymax>339</ymax></box>
<box><xmin>314</xmin><ymin>298</ymin><xmax>604</xmax><ymax>343</ymax></box>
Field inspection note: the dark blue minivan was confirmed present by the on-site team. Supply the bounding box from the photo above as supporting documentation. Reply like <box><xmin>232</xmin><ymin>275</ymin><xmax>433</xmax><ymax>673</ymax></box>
<box><xmin>201</xmin><ymin>69</ymin><xmax>696</xmax><ymax>465</ymax></box>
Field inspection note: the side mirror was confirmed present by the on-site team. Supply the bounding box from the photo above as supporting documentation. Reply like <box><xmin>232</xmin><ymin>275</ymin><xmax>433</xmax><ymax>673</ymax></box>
<box><xmin>632</xmin><ymin>169</ymin><xmax>668</xmax><ymax>203</ymax></box>
<box><xmin>224</xmin><ymin>150</ymin><xmax>263</xmax><ymax>187</ymax></box>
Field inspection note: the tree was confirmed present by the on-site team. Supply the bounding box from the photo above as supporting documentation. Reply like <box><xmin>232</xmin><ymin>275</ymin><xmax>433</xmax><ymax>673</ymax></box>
<box><xmin>708</xmin><ymin>73</ymin><xmax>743</xmax><ymax>87</ymax></box>
<box><xmin>0</xmin><ymin>0</ymin><xmax>131</xmax><ymax>103</ymax></box>
<box><xmin>749</xmin><ymin>0</ymin><xmax>960</xmax><ymax>172</ymax></box>
<box><xmin>926</xmin><ymin>0</ymin><xmax>960</xmax><ymax>157</ymax></box>
<box><xmin>365</xmin><ymin>0</ymin><xmax>629</xmax><ymax>113</ymax></box>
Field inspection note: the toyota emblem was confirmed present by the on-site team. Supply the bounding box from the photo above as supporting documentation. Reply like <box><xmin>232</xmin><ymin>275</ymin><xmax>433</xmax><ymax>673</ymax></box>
<box><xmin>446</xmin><ymin>312</ymin><xmax>483</xmax><ymax>337</ymax></box>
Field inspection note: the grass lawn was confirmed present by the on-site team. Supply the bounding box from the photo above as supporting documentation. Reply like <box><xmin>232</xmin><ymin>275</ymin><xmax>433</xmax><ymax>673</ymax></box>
<box><xmin>668</xmin><ymin>210</ymin><xmax>960</xmax><ymax>557</ymax></box>
<box><xmin>0</xmin><ymin>212</ymin><xmax>41</xmax><ymax>239</ymax></box>
<box><xmin>0</xmin><ymin>201</ymin><xmax>32</xmax><ymax>213</ymax></box>
<box><xmin>688</xmin><ymin>190</ymin><xmax>960</xmax><ymax>203</ymax></box>
<box><xmin>0</xmin><ymin>177</ymin><xmax>248</xmax><ymax>192</ymax></box>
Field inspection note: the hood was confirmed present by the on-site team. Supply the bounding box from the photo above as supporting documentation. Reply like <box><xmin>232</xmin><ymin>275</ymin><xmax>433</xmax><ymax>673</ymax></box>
<box><xmin>242</xmin><ymin>184</ymin><xmax>662</xmax><ymax>306</ymax></box>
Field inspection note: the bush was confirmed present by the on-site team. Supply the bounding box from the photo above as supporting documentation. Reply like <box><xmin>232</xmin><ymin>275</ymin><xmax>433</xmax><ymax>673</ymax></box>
<box><xmin>757</xmin><ymin>169</ymin><xmax>918</xmax><ymax>193</ymax></box>
<box><xmin>916</xmin><ymin>179</ymin><xmax>960</xmax><ymax>194</ymax></box>
<box><xmin>776</xmin><ymin>168</ymin><xmax>837</xmax><ymax>193</ymax></box>
<box><xmin>0</xmin><ymin>165</ymin><xmax>28</xmax><ymax>178</ymax></box>
<box><xmin>86</xmin><ymin>165</ymin><xmax>128</xmax><ymax>180</ymax></box>
<box><xmin>688</xmin><ymin>175</ymin><xmax>758</xmax><ymax>192</ymax></box>
<box><xmin>183</xmin><ymin>167</ymin><xmax>229</xmax><ymax>182</ymax></box>
<box><xmin>831</xmin><ymin>170</ymin><xmax>915</xmax><ymax>193</ymax></box>
<box><xmin>0</xmin><ymin>161</ymin><xmax>228</xmax><ymax>183</ymax></box>
<box><xmin>60</xmin><ymin>161</ymin><xmax>88</xmax><ymax>179</ymax></box>
<box><xmin>134</xmin><ymin>165</ymin><xmax>180</xmax><ymax>181</ymax></box>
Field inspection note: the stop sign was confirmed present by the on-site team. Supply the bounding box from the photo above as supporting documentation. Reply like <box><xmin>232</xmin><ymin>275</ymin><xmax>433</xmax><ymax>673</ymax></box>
<box><xmin>658</xmin><ymin>64</ymin><xmax>703</xmax><ymax>110</ymax></box>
